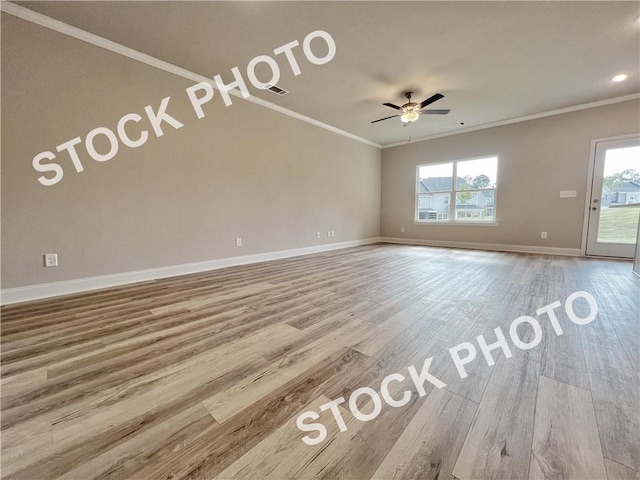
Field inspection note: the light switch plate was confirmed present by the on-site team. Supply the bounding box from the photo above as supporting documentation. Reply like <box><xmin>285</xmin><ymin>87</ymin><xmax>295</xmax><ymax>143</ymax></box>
<box><xmin>560</xmin><ymin>190</ymin><xmax>577</xmax><ymax>198</ymax></box>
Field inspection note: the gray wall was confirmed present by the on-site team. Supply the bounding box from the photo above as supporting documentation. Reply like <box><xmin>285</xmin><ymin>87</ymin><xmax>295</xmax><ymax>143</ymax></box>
<box><xmin>1</xmin><ymin>15</ymin><xmax>381</xmax><ymax>289</ymax></box>
<box><xmin>381</xmin><ymin>100</ymin><xmax>640</xmax><ymax>249</ymax></box>
<box><xmin>3</xmin><ymin>13</ymin><xmax>638</xmax><ymax>293</ymax></box>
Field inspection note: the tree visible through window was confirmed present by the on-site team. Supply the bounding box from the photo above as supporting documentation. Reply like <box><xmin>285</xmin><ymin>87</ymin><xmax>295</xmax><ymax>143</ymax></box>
<box><xmin>416</xmin><ymin>156</ymin><xmax>498</xmax><ymax>223</ymax></box>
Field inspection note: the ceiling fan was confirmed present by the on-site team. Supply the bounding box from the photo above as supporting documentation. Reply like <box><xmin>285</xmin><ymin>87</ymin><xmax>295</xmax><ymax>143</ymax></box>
<box><xmin>371</xmin><ymin>92</ymin><xmax>450</xmax><ymax>126</ymax></box>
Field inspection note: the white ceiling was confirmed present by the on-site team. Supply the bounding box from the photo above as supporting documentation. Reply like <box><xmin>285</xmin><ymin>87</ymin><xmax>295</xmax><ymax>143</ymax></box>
<box><xmin>11</xmin><ymin>1</ymin><xmax>640</xmax><ymax>146</ymax></box>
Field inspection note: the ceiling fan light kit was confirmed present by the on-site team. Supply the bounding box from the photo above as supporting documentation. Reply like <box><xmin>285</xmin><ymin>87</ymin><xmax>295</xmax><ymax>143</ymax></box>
<box><xmin>372</xmin><ymin>91</ymin><xmax>450</xmax><ymax>125</ymax></box>
<box><xmin>400</xmin><ymin>109</ymin><xmax>420</xmax><ymax>123</ymax></box>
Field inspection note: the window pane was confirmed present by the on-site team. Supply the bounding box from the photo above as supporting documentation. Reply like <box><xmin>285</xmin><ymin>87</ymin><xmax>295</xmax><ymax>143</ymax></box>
<box><xmin>419</xmin><ymin>163</ymin><xmax>453</xmax><ymax>193</ymax></box>
<box><xmin>418</xmin><ymin>193</ymin><xmax>451</xmax><ymax>221</ymax></box>
<box><xmin>597</xmin><ymin>146</ymin><xmax>640</xmax><ymax>244</ymax></box>
<box><xmin>454</xmin><ymin>189</ymin><xmax>496</xmax><ymax>222</ymax></box>
<box><xmin>457</xmin><ymin>157</ymin><xmax>497</xmax><ymax>189</ymax></box>
<box><xmin>416</xmin><ymin>157</ymin><xmax>498</xmax><ymax>224</ymax></box>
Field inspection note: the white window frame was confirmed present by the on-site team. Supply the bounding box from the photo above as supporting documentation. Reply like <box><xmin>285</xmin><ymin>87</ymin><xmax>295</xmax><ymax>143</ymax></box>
<box><xmin>414</xmin><ymin>155</ymin><xmax>499</xmax><ymax>226</ymax></box>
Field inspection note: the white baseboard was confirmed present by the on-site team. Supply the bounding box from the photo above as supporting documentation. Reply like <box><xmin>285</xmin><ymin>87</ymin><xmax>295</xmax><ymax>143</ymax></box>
<box><xmin>380</xmin><ymin>237</ymin><xmax>583</xmax><ymax>257</ymax></box>
<box><xmin>1</xmin><ymin>238</ymin><xmax>381</xmax><ymax>305</ymax></box>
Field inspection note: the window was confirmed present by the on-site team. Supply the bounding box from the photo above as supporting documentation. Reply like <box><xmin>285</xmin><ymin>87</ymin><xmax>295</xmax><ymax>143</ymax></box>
<box><xmin>416</xmin><ymin>156</ymin><xmax>498</xmax><ymax>223</ymax></box>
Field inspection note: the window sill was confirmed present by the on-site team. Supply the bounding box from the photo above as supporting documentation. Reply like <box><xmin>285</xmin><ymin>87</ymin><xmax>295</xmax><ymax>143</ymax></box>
<box><xmin>412</xmin><ymin>221</ymin><xmax>500</xmax><ymax>227</ymax></box>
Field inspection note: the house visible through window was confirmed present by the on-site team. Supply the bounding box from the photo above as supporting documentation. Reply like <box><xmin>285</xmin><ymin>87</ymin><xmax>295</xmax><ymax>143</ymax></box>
<box><xmin>416</xmin><ymin>156</ymin><xmax>498</xmax><ymax>223</ymax></box>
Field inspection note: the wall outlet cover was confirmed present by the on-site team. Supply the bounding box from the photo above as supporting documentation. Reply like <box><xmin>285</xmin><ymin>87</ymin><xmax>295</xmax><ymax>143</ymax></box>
<box><xmin>44</xmin><ymin>253</ymin><xmax>58</xmax><ymax>267</ymax></box>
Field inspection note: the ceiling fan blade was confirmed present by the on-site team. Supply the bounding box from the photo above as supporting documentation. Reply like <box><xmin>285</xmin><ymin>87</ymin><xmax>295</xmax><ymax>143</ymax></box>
<box><xmin>419</xmin><ymin>93</ymin><xmax>444</xmax><ymax>109</ymax></box>
<box><xmin>420</xmin><ymin>109</ymin><xmax>450</xmax><ymax>115</ymax></box>
<box><xmin>371</xmin><ymin>115</ymin><xmax>400</xmax><ymax>123</ymax></box>
<box><xmin>383</xmin><ymin>102</ymin><xmax>401</xmax><ymax>110</ymax></box>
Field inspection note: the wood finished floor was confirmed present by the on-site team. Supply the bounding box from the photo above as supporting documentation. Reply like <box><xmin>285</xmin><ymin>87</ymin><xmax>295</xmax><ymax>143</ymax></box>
<box><xmin>1</xmin><ymin>244</ymin><xmax>639</xmax><ymax>480</ymax></box>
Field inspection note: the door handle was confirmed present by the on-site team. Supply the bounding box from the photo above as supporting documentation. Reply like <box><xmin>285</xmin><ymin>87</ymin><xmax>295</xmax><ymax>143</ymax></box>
<box><xmin>592</xmin><ymin>207</ymin><xmax>597</xmax><ymax>211</ymax></box>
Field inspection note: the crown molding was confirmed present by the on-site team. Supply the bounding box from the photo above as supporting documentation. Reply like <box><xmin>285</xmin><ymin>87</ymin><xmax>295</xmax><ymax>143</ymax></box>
<box><xmin>3</xmin><ymin>1</ymin><xmax>638</xmax><ymax>152</ymax></box>
<box><xmin>1</xmin><ymin>2</ymin><xmax>381</xmax><ymax>149</ymax></box>
<box><xmin>383</xmin><ymin>93</ymin><xmax>640</xmax><ymax>149</ymax></box>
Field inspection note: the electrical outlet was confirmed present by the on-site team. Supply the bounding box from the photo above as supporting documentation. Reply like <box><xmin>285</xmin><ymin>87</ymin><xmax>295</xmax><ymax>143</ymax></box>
<box><xmin>44</xmin><ymin>253</ymin><xmax>58</xmax><ymax>267</ymax></box>
<box><xmin>401</xmin><ymin>227</ymin><xmax>405</xmax><ymax>233</ymax></box>
<box><xmin>541</xmin><ymin>232</ymin><xmax>548</xmax><ymax>239</ymax></box>
<box><xmin>330</xmin><ymin>230</ymin><xmax>335</xmax><ymax>237</ymax></box>
<box><xmin>235</xmin><ymin>237</ymin><xmax>242</xmax><ymax>247</ymax></box>
<box><xmin>316</xmin><ymin>232</ymin><xmax>321</xmax><ymax>239</ymax></box>
<box><xmin>327</xmin><ymin>231</ymin><xmax>331</xmax><ymax>238</ymax></box>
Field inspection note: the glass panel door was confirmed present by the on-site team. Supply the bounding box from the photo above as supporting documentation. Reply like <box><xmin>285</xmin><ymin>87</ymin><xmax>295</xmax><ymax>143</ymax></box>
<box><xmin>586</xmin><ymin>137</ymin><xmax>640</xmax><ymax>258</ymax></box>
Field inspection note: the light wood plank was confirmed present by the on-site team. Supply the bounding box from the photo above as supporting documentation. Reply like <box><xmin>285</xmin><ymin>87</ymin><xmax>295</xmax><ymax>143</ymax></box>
<box><xmin>582</xmin><ymin>335</ymin><xmax>640</xmax><ymax>471</ymax></box>
<box><xmin>605</xmin><ymin>458</ymin><xmax>640</xmax><ymax>480</ymax></box>
<box><xmin>452</xmin><ymin>343</ymin><xmax>541</xmax><ymax>478</ymax></box>
<box><xmin>129</xmin><ymin>348</ymin><xmax>370</xmax><ymax>480</ymax></box>
<box><xmin>529</xmin><ymin>375</ymin><xmax>606</xmax><ymax>480</ymax></box>
<box><xmin>58</xmin><ymin>404</ymin><xmax>215</xmax><ymax>480</ymax></box>
<box><xmin>201</xmin><ymin>319</ymin><xmax>374</xmax><ymax>423</ymax></box>
<box><xmin>0</xmin><ymin>416</ymin><xmax>52</xmax><ymax>477</ymax></box>
<box><xmin>1</xmin><ymin>245</ymin><xmax>636</xmax><ymax>480</ymax></box>
<box><xmin>372</xmin><ymin>387</ymin><xmax>477</xmax><ymax>480</ymax></box>
<box><xmin>214</xmin><ymin>396</ymin><xmax>338</xmax><ymax>480</ymax></box>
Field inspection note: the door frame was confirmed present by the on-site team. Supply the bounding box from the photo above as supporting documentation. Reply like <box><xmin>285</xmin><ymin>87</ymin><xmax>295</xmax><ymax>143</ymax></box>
<box><xmin>581</xmin><ymin>133</ymin><xmax>640</xmax><ymax>257</ymax></box>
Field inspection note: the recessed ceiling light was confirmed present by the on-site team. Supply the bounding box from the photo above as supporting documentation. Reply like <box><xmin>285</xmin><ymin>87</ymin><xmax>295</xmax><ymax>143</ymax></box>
<box><xmin>612</xmin><ymin>74</ymin><xmax>628</xmax><ymax>82</ymax></box>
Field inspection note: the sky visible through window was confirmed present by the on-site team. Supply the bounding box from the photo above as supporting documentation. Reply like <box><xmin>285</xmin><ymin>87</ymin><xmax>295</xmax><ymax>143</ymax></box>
<box><xmin>604</xmin><ymin>146</ymin><xmax>639</xmax><ymax>176</ymax></box>
<box><xmin>419</xmin><ymin>157</ymin><xmax>498</xmax><ymax>186</ymax></box>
